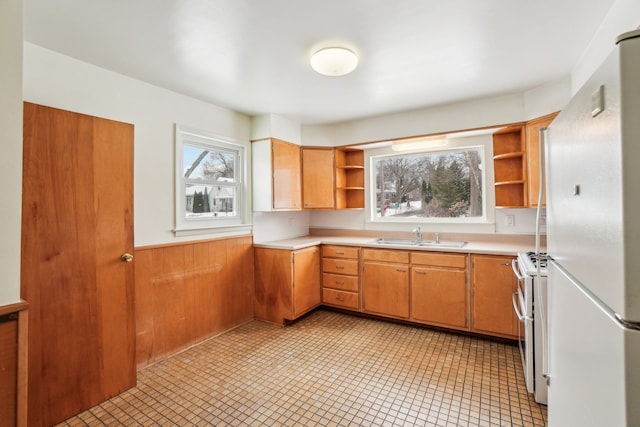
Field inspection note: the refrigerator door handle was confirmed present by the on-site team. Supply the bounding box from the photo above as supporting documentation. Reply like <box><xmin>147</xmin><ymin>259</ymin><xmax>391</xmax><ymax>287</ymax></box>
<box><xmin>614</xmin><ymin>313</ymin><xmax>640</xmax><ymax>331</ymax></box>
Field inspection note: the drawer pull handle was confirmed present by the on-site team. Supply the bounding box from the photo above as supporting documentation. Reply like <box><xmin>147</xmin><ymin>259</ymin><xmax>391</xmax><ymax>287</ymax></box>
<box><xmin>416</xmin><ymin>271</ymin><xmax>426</xmax><ymax>275</ymax></box>
<box><xmin>336</xmin><ymin>251</ymin><xmax>345</xmax><ymax>255</ymax></box>
<box><xmin>336</xmin><ymin>295</ymin><xmax>344</xmax><ymax>301</ymax></box>
<box><xmin>396</xmin><ymin>268</ymin><xmax>407</xmax><ymax>273</ymax></box>
<box><xmin>336</xmin><ymin>281</ymin><xmax>345</xmax><ymax>285</ymax></box>
<box><xmin>336</xmin><ymin>266</ymin><xmax>345</xmax><ymax>269</ymax></box>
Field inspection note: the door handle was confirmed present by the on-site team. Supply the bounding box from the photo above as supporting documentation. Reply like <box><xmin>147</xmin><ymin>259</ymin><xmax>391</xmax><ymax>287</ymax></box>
<box><xmin>121</xmin><ymin>253</ymin><xmax>134</xmax><ymax>262</ymax></box>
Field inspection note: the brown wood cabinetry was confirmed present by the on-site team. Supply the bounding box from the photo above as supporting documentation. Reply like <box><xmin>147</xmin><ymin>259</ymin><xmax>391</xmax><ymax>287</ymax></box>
<box><xmin>493</xmin><ymin>113</ymin><xmax>560</xmax><ymax>208</ymax></box>
<box><xmin>272</xmin><ymin>139</ymin><xmax>302</xmax><ymax>210</ymax></box>
<box><xmin>335</xmin><ymin>148</ymin><xmax>364</xmax><ymax>209</ymax></box>
<box><xmin>470</xmin><ymin>254</ymin><xmax>519</xmax><ymax>338</ymax></box>
<box><xmin>252</xmin><ymin>138</ymin><xmax>302</xmax><ymax>211</ymax></box>
<box><xmin>525</xmin><ymin>112</ymin><xmax>559</xmax><ymax>208</ymax></box>
<box><xmin>322</xmin><ymin>245</ymin><xmax>361</xmax><ymax>310</ymax></box>
<box><xmin>302</xmin><ymin>147</ymin><xmax>335</xmax><ymax>209</ymax></box>
<box><xmin>410</xmin><ymin>252</ymin><xmax>469</xmax><ymax>330</ymax></box>
<box><xmin>255</xmin><ymin>246</ymin><xmax>321</xmax><ymax>325</ymax></box>
<box><xmin>493</xmin><ymin>125</ymin><xmax>526</xmax><ymax>207</ymax></box>
<box><xmin>362</xmin><ymin>249</ymin><xmax>410</xmax><ymax>318</ymax></box>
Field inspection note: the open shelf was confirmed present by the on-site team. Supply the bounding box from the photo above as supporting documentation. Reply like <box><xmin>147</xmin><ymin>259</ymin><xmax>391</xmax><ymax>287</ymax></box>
<box><xmin>335</xmin><ymin>148</ymin><xmax>364</xmax><ymax>209</ymax></box>
<box><xmin>493</xmin><ymin>126</ymin><xmax>526</xmax><ymax>208</ymax></box>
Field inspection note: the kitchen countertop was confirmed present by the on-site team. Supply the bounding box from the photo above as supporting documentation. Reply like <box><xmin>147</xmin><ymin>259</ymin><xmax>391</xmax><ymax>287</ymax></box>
<box><xmin>253</xmin><ymin>235</ymin><xmax>538</xmax><ymax>256</ymax></box>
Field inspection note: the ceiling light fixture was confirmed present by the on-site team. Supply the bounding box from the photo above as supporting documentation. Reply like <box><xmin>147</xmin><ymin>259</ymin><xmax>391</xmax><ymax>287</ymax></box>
<box><xmin>310</xmin><ymin>47</ymin><xmax>358</xmax><ymax>76</ymax></box>
<box><xmin>391</xmin><ymin>136</ymin><xmax>449</xmax><ymax>152</ymax></box>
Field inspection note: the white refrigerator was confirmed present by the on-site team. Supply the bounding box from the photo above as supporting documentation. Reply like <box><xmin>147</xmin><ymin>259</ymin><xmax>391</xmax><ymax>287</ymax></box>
<box><xmin>545</xmin><ymin>29</ymin><xmax>640</xmax><ymax>426</ymax></box>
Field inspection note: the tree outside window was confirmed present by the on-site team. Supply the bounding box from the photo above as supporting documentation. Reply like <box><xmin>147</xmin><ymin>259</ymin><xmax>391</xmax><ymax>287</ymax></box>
<box><xmin>374</xmin><ymin>148</ymin><xmax>483</xmax><ymax>219</ymax></box>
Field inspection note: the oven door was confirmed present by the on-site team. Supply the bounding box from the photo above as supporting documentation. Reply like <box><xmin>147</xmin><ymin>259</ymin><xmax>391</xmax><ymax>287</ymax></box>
<box><xmin>512</xmin><ymin>258</ymin><xmax>534</xmax><ymax>394</ymax></box>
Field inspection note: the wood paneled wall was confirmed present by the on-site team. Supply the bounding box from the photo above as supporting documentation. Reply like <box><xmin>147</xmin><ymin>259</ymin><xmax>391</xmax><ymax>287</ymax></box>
<box><xmin>135</xmin><ymin>236</ymin><xmax>254</xmax><ymax>367</ymax></box>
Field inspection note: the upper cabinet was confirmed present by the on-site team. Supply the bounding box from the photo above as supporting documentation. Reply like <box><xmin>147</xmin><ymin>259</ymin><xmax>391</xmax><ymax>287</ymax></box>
<box><xmin>525</xmin><ymin>112</ymin><xmax>559</xmax><ymax>208</ymax></box>
<box><xmin>302</xmin><ymin>147</ymin><xmax>335</xmax><ymax>209</ymax></box>
<box><xmin>493</xmin><ymin>125</ymin><xmax>526</xmax><ymax>208</ymax></box>
<box><xmin>253</xmin><ymin>138</ymin><xmax>302</xmax><ymax>211</ymax></box>
<box><xmin>335</xmin><ymin>148</ymin><xmax>364</xmax><ymax>209</ymax></box>
<box><xmin>492</xmin><ymin>112</ymin><xmax>560</xmax><ymax>208</ymax></box>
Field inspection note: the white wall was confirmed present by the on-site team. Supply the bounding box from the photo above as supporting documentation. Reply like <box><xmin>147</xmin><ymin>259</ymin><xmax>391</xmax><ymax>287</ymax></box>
<box><xmin>572</xmin><ymin>0</ymin><xmax>640</xmax><ymax>94</ymax></box>
<box><xmin>0</xmin><ymin>0</ymin><xmax>23</xmax><ymax>306</ymax></box>
<box><xmin>252</xmin><ymin>211</ymin><xmax>311</xmax><ymax>243</ymax></box>
<box><xmin>23</xmin><ymin>43</ymin><xmax>252</xmax><ymax>247</ymax></box>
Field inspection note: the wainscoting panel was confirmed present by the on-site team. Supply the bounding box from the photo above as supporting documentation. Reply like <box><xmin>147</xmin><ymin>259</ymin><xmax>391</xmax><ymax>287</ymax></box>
<box><xmin>135</xmin><ymin>236</ymin><xmax>254</xmax><ymax>367</ymax></box>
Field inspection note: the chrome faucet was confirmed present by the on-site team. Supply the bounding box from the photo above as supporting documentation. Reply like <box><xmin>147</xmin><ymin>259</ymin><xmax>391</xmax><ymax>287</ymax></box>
<box><xmin>434</xmin><ymin>232</ymin><xmax>440</xmax><ymax>244</ymax></box>
<box><xmin>413</xmin><ymin>226</ymin><xmax>423</xmax><ymax>242</ymax></box>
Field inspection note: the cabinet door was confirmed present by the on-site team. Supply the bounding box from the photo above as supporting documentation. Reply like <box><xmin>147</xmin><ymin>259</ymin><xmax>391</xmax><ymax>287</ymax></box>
<box><xmin>411</xmin><ymin>267</ymin><xmax>467</xmax><ymax>329</ymax></box>
<box><xmin>471</xmin><ymin>255</ymin><xmax>518</xmax><ymax>338</ymax></box>
<box><xmin>302</xmin><ymin>148</ymin><xmax>334</xmax><ymax>209</ymax></box>
<box><xmin>272</xmin><ymin>139</ymin><xmax>301</xmax><ymax>210</ymax></box>
<box><xmin>362</xmin><ymin>261</ymin><xmax>409</xmax><ymax>318</ymax></box>
<box><xmin>526</xmin><ymin>112</ymin><xmax>558</xmax><ymax>208</ymax></box>
<box><xmin>293</xmin><ymin>247</ymin><xmax>321</xmax><ymax>317</ymax></box>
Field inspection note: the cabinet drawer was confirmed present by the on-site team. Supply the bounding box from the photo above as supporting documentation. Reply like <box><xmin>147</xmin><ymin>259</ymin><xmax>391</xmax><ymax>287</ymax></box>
<box><xmin>322</xmin><ymin>273</ymin><xmax>359</xmax><ymax>292</ymax></box>
<box><xmin>323</xmin><ymin>258</ymin><xmax>359</xmax><ymax>275</ymax></box>
<box><xmin>323</xmin><ymin>245</ymin><xmax>359</xmax><ymax>259</ymax></box>
<box><xmin>323</xmin><ymin>288</ymin><xmax>359</xmax><ymax>310</ymax></box>
<box><xmin>362</xmin><ymin>248</ymin><xmax>409</xmax><ymax>264</ymax></box>
<box><xmin>411</xmin><ymin>252</ymin><xmax>467</xmax><ymax>269</ymax></box>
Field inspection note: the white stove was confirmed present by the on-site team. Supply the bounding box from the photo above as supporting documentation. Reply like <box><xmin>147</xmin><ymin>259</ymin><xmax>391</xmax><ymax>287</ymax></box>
<box><xmin>517</xmin><ymin>251</ymin><xmax>548</xmax><ymax>277</ymax></box>
<box><xmin>513</xmin><ymin>251</ymin><xmax>549</xmax><ymax>404</ymax></box>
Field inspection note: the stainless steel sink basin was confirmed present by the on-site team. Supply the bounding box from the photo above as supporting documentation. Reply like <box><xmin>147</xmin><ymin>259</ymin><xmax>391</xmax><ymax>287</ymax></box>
<box><xmin>369</xmin><ymin>238</ymin><xmax>467</xmax><ymax>248</ymax></box>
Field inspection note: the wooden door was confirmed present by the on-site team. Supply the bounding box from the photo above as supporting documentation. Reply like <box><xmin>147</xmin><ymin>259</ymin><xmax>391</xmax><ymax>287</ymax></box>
<box><xmin>272</xmin><ymin>138</ymin><xmax>301</xmax><ymax>210</ymax></box>
<box><xmin>292</xmin><ymin>247</ymin><xmax>321</xmax><ymax>316</ymax></box>
<box><xmin>362</xmin><ymin>262</ymin><xmax>409</xmax><ymax>318</ymax></box>
<box><xmin>411</xmin><ymin>267</ymin><xmax>467</xmax><ymax>328</ymax></box>
<box><xmin>471</xmin><ymin>255</ymin><xmax>518</xmax><ymax>338</ymax></box>
<box><xmin>21</xmin><ymin>103</ymin><xmax>135</xmax><ymax>426</ymax></box>
<box><xmin>302</xmin><ymin>148</ymin><xmax>334</xmax><ymax>209</ymax></box>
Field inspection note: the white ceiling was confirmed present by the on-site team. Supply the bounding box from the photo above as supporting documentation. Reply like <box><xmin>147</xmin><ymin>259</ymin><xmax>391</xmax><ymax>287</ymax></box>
<box><xmin>24</xmin><ymin>0</ymin><xmax>616</xmax><ymax>125</ymax></box>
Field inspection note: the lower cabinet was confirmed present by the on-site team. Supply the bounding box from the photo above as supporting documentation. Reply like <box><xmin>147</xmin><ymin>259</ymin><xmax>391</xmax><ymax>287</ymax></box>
<box><xmin>362</xmin><ymin>249</ymin><xmax>410</xmax><ymax>319</ymax></box>
<box><xmin>410</xmin><ymin>252</ymin><xmax>468</xmax><ymax>330</ymax></box>
<box><xmin>471</xmin><ymin>254</ymin><xmax>519</xmax><ymax>338</ymax></box>
<box><xmin>254</xmin><ymin>246</ymin><xmax>321</xmax><ymax>325</ymax></box>
<box><xmin>255</xmin><ymin>243</ymin><xmax>519</xmax><ymax>340</ymax></box>
<box><xmin>322</xmin><ymin>245</ymin><xmax>361</xmax><ymax>310</ymax></box>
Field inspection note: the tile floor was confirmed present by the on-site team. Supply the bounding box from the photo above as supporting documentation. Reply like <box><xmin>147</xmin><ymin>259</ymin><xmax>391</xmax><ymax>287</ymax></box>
<box><xmin>57</xmin><ymin>310</ymin><xmax>547</xmax><ymax>426</ymax></box>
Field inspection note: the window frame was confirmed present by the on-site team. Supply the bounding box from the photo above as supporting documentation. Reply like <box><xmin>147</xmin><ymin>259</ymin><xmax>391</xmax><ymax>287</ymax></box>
<box><xmin>174</xmin><ymin>124</ymin><xmax>251</xmax><ymax>236</ymax></box>
<box><xmin>365</xmin><ymin>136</ymin><xmax>494</xmax><ymax>230</ymax></box>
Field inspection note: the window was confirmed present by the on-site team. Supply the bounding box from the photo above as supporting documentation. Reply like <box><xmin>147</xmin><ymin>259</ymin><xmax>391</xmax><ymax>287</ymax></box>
<box><xmin>175</xmin><ymin>125</ymin><xmax>250</xmax><ymax>235</ymax></box>
<box><xmin>371</xmin><ymin>147</ymin><xmax>485</xmax><ymax>222</ymax></box>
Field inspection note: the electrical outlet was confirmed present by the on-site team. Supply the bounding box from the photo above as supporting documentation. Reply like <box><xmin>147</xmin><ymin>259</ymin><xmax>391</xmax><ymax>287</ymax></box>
<box><xmin>539</xmin><ymin>214</ymin><xmax>546</xmax><ymax>226</ymax></box>
<box><xmin>505</xmin><ymin>215</ymin><xmax>515</xmax><ymax>227</ymax></box>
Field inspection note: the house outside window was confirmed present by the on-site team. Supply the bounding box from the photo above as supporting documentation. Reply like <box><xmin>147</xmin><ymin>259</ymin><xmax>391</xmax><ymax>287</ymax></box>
<box><xmin>175</xmin><ymin>125</ymin><xmax>251</xmax><ymax>236</ymax></box>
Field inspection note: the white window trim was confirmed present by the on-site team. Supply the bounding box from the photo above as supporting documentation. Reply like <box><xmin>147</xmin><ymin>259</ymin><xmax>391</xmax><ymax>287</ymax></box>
<box><xmin>174</xmin><ymin>124</ymin><xmax>252</xmax><ymax>236</ymax></box>
<box><xmin>363</xmin><ymin>134</ymin><xmax>496</xmax><ymax>233</ymax></box>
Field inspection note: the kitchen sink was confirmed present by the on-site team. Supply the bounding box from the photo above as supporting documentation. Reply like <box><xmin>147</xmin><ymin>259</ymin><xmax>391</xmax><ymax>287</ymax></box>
<box><xmin>369</xmin><ymin>238</ymin><xmax>467</xmax><ymax>248</ymax></box>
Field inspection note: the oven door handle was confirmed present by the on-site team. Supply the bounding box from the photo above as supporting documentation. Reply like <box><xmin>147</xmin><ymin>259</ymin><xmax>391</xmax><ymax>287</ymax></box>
<box><xmin>512</xmin><ymin>258</ymin><xmax>525</xmax><ymax>281</ymax></box>
<box><xmin>512</xmin><ymin>291</ymin><xmax>532</xmax><ymax>321</ymax></box>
